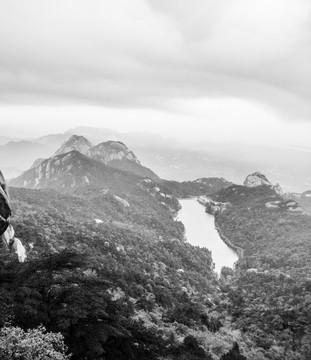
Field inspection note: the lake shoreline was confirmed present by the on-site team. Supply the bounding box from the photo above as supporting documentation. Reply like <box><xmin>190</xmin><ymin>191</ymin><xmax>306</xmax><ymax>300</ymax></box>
<box><xmin>178</xmin><ymin>198</ymin><xmax>239</xmax><ymax>273</ymax></box>
<box><xmin>214</xmin><ymin>218</ymin><xmax>244</xmax><ymax>259</ymax></box>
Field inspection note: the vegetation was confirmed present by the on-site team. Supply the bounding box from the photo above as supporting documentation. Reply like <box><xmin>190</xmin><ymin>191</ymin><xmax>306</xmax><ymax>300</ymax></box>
<box><xmin>1</xmin><ymin>185</ymin><xmax>232</xmax><ymax>359</ymax></box>
<box><xmin>212</xmin><ymin>184</ymin><xmax>311</xmax><ymax>276</ymax></box>
<box><xmin>212</xmin><ymin>184</ymin><xmax>311</xmax><ymax>359</ymax></box>
<box><xmin>0</xmin><ymin>324</ymin><xmax>70</xmax><ymax>360</ymax></box>
<box><xmin>162</xmin><ymin>178</ymin><xmax>232</xmax><ymax>198</ymax></box>
<box><xmin>1</xmin><ymin>176</ymin><xmax>311</xmax><ymax>359</ymax></box>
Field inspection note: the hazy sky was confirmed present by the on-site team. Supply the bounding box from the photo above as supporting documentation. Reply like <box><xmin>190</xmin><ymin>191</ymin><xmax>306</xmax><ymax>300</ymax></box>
<box><xmin>0</xmin><ymin>0</ymin><xmax>311</xmax><ymax>147</ymax></box>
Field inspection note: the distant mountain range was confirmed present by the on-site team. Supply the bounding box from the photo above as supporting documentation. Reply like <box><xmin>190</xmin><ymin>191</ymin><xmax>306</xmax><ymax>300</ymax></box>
<box><xmin>10</xmin><ymin>135</ymin><xmax>160</xmax><ymax>191</ymax></box>
<box><xmin>0</xmin><ymin>140</ymin><xmax>54</xmax><ymax>178</ymax></box>
<box><xmin>6</xmin><ymin>162</ymin><xmax>311</xmax><ymax>359</ymax></box>
<box><xmin>0</xmin><ymin>136</ymin><xmax>21</xmax><ymax>146</ymax></box>
<box><xmin>3</xmin><ymin>131</ymin><xmax>311</xmax><ymax>360</ymax></box>
<box><xmin>1</xmin><ymin>126</ymin><xmax>310</xmax><ymax>192</ymax></box>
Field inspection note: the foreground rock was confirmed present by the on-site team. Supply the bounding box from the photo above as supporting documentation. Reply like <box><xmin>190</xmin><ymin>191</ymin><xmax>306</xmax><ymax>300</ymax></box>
<box><xmin>0</xmin><ymin>170</ymin><xmax>27</xmax><ymax>262</ymax></box>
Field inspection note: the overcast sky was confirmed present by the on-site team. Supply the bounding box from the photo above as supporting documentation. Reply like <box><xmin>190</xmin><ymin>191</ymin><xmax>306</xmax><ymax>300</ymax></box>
<box><xmin>0</xmin><ymin>0</ymin><xmax>311</xmax><ymax>148</ymax></box>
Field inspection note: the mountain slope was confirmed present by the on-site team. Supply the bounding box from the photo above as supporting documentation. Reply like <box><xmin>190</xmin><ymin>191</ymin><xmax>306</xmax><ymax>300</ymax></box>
<box><xmin>10</xmin><ymin>136</ymin><xmax>160</xmax><ymax>190</ymax></box>
<box><xmin>207</xmin><ymin>174</ymin><xmax>311</xmax><ymax>359</ymax></box>
<box><xmin>6</xmin><ymin>184</ymin><xmax>224</xmax><ymax>360</ymax></box>
<box><xmin>88</xmin><ymin>140</ymin><xmax>160</xmax><ymax>181</ymax></box>
<box><xmin>284</xmin><ymin>189</ymin><xmax>311</xmax><ymax>214</ymax></box>
<box><xmin>7</xmin><ymin>162</ymin><xmax>311</xmax><ymax>359</ymax></box>
<box><xmin>9</xmin><ymin>150</ymin><xmax>143</xmax><ymax>193</ymax></box>
<box><xmin>162</xmin><ymin>177</ymin><xmax>232</xmax><ymax>198</ymax></box>
<box><xmin>54</xmin><ymin>135</ymin><xmax>93</xmax><ymax>156</ymax></box>
<box><xmin>210</xmin><ymin>178</ymin><xmax>311</xmax><ymax>276</ymax></box>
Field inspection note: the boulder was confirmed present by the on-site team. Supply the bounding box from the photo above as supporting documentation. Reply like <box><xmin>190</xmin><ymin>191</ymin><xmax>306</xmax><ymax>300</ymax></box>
<box><xmin>244</xmin><ymin>171</ymin><xmax>283</xmax><ymax>194</ymax></box>
<box><xmin>243</xmin><ymin>172</ymin><xmax>271</xmax><ymax>188</ymax></box>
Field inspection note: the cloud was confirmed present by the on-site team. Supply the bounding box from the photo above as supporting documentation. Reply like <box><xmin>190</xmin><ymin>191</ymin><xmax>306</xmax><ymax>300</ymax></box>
<box><xmin>0</xmin><ymin>0</ymin><xmax>311</xmax><ymax>121</ymax></box>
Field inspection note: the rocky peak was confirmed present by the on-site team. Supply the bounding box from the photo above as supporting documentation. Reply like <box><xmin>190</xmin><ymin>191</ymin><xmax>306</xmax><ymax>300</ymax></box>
<box><xmin>244</xmin><ymin>171</ymin><xmax>283</xmax><ymax>195</ymax></box>
<box><xmin>87</xmin><ymin>141</ymin><xmax>140</xmax><ymax>165</ymax></box>
<box><xmin>14</xmin><ymin>151</ymin><xmax>88</xmax><ymax>189</ymax></box>
<box><xmin>244</xmin><ymin>172</ymin><xmax>271</xmax><ymax>188</ymax></box>
<box><xmin>54</xmin><ymin>135</ymin><xmax>93</xmax><ymax>157</ymax></box>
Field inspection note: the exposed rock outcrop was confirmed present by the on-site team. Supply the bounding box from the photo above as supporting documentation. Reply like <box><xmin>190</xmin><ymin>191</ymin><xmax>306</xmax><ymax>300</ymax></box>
<box><xmin>54</xmin><ymin>135</ymin><xmax>93</xmax><ymax>156</ymax></box>
<box><xmin>138</xmin><ymin>178</ymin><xmax>180</xmax><ymax>213</ymax></box>
<box><xmin>31</xmin><ymin>158</ymin><xmax>45</xmax><ymax>169</ymax></box>
<box><xmin>244</xmin><ymin>172</ymin><xmax>272</xmax><ymax>188</ymax></box>
<box><xmin>10</xmin><ymin>150</ymin><xmax>104</xmax><ymax>190</ymax></box>
<box><xmin>11</xmin><ymin>137</ymin><xmax>160</xmax><ymax>188</ymax></box>
<box><xmin>9</xmin><ymin>235</ymin><xmax>27</xmax><ymax>262</ymax></box>
<box><xmin>113</xmin><ymin>195</ymin><xmax>130</xmax><ymax>208</ymax></box>
<box><xmin>88</xmin><ymin>141</ymin><xmax>140</xmax><ymax>165</ymax></box>
<box><xmin>265</xmin><ymin>199</ymin><xmax>306</xmax><ymax>214</ymax></box>
<box><xmin>0</xmin><ymin>170</ymin><xmax>11</xmax><ymax>236</ymax></box>
<box><xmin>284</xmin><ymin>190</ymin><xmax>311</xmax><ymax>214</ymax></box>
<box><xmin>87</xmin><ymin>141</ymin><xmax>159</xmax><ymax>180</ymax></box>
<box><xmin>197</xmin><ymin>196</ymin><xmax>228</xmax><ymax>215</ymax></box>
<box><xmin>244</xmin><ymin>171</ymin><xmax>283</xmax><ymax>195</ymax></box>
<box><xmin>0</xmin><ymin>171</ymin><xmax>27</xmax><ymax>262</ymax></box>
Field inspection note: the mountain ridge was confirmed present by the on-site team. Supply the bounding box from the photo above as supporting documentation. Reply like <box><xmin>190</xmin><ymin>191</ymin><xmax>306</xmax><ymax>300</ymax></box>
<box><xmin>10</xmin><ymin>136</ymin><xmax>160</xmax><ymax>189</ymax></box>
<box><xmin>54</xmin><ymin>134</ymin><xmax>93</xmax><ymax>156</ymax></box>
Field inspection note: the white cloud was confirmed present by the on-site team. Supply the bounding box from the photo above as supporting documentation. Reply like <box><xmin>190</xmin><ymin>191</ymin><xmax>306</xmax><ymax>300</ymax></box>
<box><xmin>0</xmin><ymin>0</ymin><xmax>311</xmax><ymax>139</ymax></box>
<box><xmin>1</xmin><ymin>101</ymin><xmax>311</xmax><ymax>151</ymax></box>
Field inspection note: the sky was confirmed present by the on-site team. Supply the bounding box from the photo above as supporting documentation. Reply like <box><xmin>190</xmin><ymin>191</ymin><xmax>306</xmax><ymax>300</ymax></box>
<box><xmin>0</xmin><ymin>0</ymin><xmax>311</xmax><ymax>148</ymax></box>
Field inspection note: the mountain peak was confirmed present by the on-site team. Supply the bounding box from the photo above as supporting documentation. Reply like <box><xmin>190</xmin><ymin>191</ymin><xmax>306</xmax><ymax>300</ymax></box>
<box><xmin>243</xmin><ymin>172</ymin><xmax>272</xmax><ymax>188</ymax></box>
<box><xmin>87</xmin><ymin>140</ymin><xmax>140</xmax><ymax>165</ymax></box>
<box><xmin>244</xmin><ymin>171</ymin><xmax>283</xmax><ymax>195</ymax></box>
<box><xmin>87</xmin><ymin>140</ymin><xmax>159</xmax><ymax>180</ymax></box>
<box><xmin>54</xmin><ymin>135</ymin><xmax>93</xmax><ymax>157</ymax></box>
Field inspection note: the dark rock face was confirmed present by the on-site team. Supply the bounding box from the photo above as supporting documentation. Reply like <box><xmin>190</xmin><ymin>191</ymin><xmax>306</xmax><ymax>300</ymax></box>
<box><xmin>0</xmin><ymin>170</ymin><xmax>11</xmax><ymax>235</ymax></box>
<box><xmin>1</xmin><ymin>170</ymin><xmax>27</xmax><ymax>262</ymax></box>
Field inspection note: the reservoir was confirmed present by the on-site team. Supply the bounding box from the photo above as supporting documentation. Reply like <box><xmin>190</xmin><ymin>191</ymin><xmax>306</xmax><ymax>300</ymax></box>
<box><xmin>178</xmin><ymin>198</ymin><xmax>238</xmax><ymax>274</ymax></box>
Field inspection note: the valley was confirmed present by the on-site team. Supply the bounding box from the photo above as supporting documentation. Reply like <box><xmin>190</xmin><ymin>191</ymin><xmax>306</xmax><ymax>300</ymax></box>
<box><xmin>2</xmin><ymin>2</ymin><xmax>311</xmax><ymax>359</ymax></box>
<box><xmin>177</xmin><ymin>199</ymin><xmax>239</xmax><ymax>273</ymax></box>
<box><xmin>1</xmin><ymin>126</ymin><xmax>311</xmax><ymax>192</ymax></box>
<box><xmin>0</xmin><ymin>134</ymin><xmax>310</xmax><ymax>360</ymax></box>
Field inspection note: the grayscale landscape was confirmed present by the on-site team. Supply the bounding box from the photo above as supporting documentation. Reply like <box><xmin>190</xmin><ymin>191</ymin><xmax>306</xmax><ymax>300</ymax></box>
<box><xmin>0</xmin><ymin>1</ymin><xmax>311</xmax><ymax>359</ymax></box>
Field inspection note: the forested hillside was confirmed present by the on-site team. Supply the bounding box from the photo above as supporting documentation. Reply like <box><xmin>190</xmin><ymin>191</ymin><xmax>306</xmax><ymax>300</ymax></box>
<box><xmin>3</xmin><ymin>156</ymin><xmax>311</xmax><ymax>360</ymax></box>
<box><xmin>212</xmin><ymin>184</ymin><xmax>311</xmax><ymax>276</ymax></box>
<box><xmin>210</xmin><ymin>184</ymin><xmax>311</xmax><ymax>359</ymax></box>
<box><xmin>0</xmin><ymin>184</ymin><xmax>250</xmax><ymax>360</ymax></box>
<box><xmin>162</xmin><ymin>177</ymin><xmax>232</xmax><ymax>198</ymax></box>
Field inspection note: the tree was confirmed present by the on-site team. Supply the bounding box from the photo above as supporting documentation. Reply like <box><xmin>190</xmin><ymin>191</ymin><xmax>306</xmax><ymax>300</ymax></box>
<box><xmin>0</xmin><ymin>324</ymin><xmax>70</xmax><ymax>360</ymax></box>
<box><xmin>167</xmin><ymin>335</ymin><xmax>213</xmax><ymax>360</ymax></box>
<box><xmin>221</xmin><ymin>342</ymin><xmax>246</xmax><ymax>360</ymax></box>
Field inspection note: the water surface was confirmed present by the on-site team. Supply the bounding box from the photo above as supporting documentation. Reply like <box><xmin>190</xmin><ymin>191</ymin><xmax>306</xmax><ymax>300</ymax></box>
<box><xmin>178</xmin><ymin>198</ymin><xmax>238</xmax><ymax>273</ymax></box>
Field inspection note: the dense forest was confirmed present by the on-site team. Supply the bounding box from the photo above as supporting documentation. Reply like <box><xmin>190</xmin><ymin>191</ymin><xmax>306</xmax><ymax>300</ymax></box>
<box><xmin>211</xmin><ymin>184</ymin><xmax>311</xmax><ymax>359</ymax></box>
<box><xmin>1</xmin><ymin>178</ymin><xmax>311</xmax><ymax>359</ymax></box>
<box><xmin>0</xmin><ymin>183</ymin><xmax>247</xmax><ymax>360</ymax></box>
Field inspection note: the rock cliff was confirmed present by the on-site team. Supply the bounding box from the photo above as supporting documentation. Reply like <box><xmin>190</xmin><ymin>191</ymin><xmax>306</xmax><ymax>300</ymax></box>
<box><xmin>243</xmin><ymin>172</ymin><xmax>272</xmax><ymax>187</ymax></box>
<box><xmin>11</xmin><ymin>137</ymin><xmax>160</xmax><ymax>188</ymax></box>
<box><xmin>244</xmin><ymin>171</ymin><xmax>283</xmax><ymax>195</ymax></box>
<box><xmin>54</xmin><ymin>135</ymin><xmax>93</xmax><ymax>156</ymax></box>
<box><xmin>87</xmin><ymin>141</ymin><xmax>140</xmax><ymax>165</ymax></box>
<box><xmin>0</xmin><ymin>171</ymin><xmax>26</xmax><ymax>262</ymax></box>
